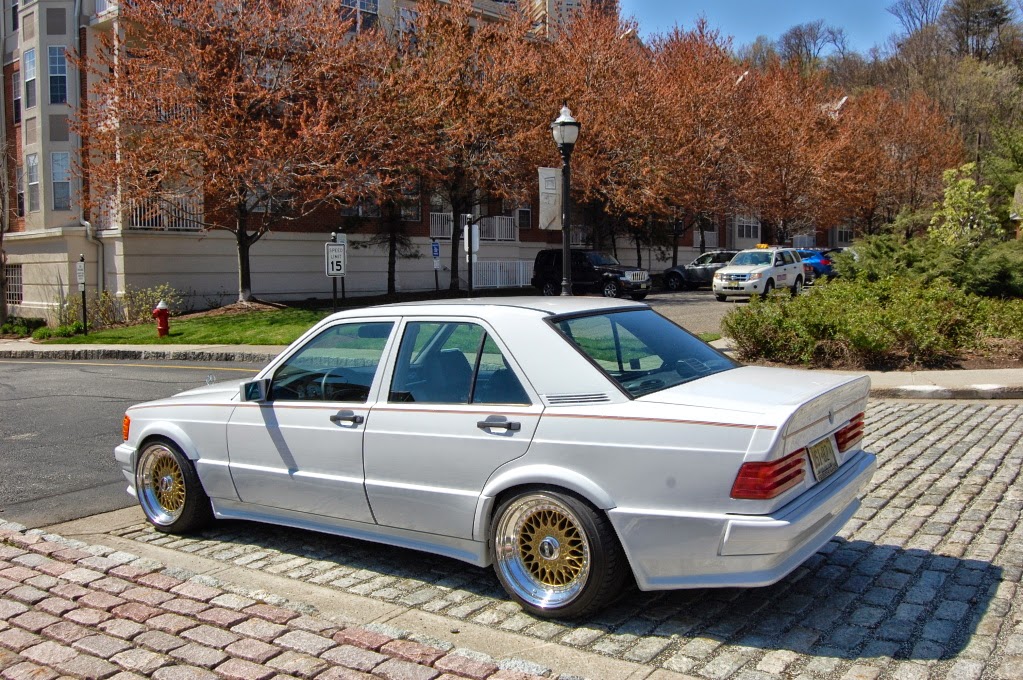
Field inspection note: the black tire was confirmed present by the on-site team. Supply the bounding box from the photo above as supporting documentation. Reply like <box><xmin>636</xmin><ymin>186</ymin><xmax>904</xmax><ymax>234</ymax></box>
<box><xmin>761</xmin><ymin>279</ymin><xmax>775</xmax><ymax>298</ymax></box>
<box><xmin>540</xmin><ymin>281</ymin><xmax>558</xmax><ymax>296</ymax></box>
<box><xmin>601</xmin><ymin>280</ymin><xmax>621</xmax><ymax>298</ymax></box>
<box><xmin>630</xmin><ymin>293</ymin><xmax>648</xmax><ymax>301</ymax></box>
<box><xmin>491</xmin><ymin>489</ymin><xmax>627</xmax><ymax>619</ymax></box>
<box><xmin>136</xmin><ymin>439</ymin><xmax>213</xmax><ymax>534</ymax></box>
<box><xmin>791</xmin><ymin>276</ymin><xmax>803</xmax><ymax>297</ymax></box>
<box><xmin>715</xmin><ymin>294</ymin><xmax>727</xmax><ymax>302</ymax></box>
<box><xmin>665</xmin><ymin>273</ymin><xmax>685</xmax><ymax>291</ymax></box>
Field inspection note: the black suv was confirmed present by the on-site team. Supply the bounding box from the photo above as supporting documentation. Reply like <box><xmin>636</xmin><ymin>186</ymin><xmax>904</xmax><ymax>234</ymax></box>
<box><xmin>531</xmin><ymin>249</ymin><xmax>651</xmax><ymax>300</ymax></box>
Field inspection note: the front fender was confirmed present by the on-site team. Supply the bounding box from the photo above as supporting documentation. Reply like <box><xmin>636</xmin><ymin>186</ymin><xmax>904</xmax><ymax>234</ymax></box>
<box><xmin>472</xmin><ymin>464</ymin><xmax>616</xmax><ymax>543</ymax></box>
<box><xmin>134</xmin><ymin>421</ymin><xmax>202</xmax><ymax>461</ymax></box>
<box><xmin>129</xmin><ymin>420</ymin><xmax>239</xmax><ymax>502</ymax></box>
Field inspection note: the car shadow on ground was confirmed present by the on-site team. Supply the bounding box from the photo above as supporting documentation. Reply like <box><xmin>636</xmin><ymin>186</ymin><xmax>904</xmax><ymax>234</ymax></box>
<box><xmin>132</xmin><ymin>518</ymin><xmax>1001</xmax><ymax>664</ymax></box>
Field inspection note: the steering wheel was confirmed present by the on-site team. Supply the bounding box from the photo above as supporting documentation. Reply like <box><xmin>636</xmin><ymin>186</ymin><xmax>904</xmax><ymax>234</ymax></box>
<box><xmin>320</xmin><ymin>367</ymin><xmax>353</xmax><ymax>400</ymax></box>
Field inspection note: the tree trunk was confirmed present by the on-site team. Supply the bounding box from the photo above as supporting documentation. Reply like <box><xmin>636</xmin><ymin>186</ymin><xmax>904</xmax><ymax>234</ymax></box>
<box><xmin>236</xmin><ymin>209</ymin><xmax>252</xmax><ymax>303</ymax></box>
<box><xmin>387</xmin><ymin>204</ymin><xmax>398</xmax><ymax>296</ymax></box>
<box><xmin>448</xmin><ymin>195</ymin><xmax>465</xmax><ymax>292</ymax></box>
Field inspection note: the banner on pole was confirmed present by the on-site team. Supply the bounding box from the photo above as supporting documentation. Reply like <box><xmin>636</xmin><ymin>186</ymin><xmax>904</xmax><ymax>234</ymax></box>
<box><xmin>538</xmin><ymin>168</ymin><xmax>561</xmax><ymax>230</ymax></box>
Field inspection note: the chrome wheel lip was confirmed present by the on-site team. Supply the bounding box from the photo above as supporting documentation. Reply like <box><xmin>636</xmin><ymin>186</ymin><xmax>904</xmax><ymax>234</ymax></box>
<box><xmin>494</xmin><ymin>494</ymin><xmax>591</xmax><ymax>610</ymax></box>
<box><xmin>137</xmin><ymin>444</ymin><xmax>185</xmax><ymax>526</ymax></box>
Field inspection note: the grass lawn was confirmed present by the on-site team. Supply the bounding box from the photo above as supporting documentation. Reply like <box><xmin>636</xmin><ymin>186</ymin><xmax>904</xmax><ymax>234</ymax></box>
<box><xmin>46</xmin><ymin>307</ymin><xmax>327</xmax><ymax>345</ymax></box>
<box><xmin>41</xmin><ymin>292</ymin><xmax>723</xmax><ymax>347</ymax></box>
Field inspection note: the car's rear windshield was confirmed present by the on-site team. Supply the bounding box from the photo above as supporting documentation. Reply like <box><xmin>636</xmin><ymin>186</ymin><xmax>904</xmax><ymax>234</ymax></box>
<box><xmin>730</xmin><ymin>251</ymin><xmax>772</xmax><ymax>266</ymax></box>
<box><xmin>550</xmin><ymin>309</ymin><xmax>738</xmax><ymax>398</ymax></box>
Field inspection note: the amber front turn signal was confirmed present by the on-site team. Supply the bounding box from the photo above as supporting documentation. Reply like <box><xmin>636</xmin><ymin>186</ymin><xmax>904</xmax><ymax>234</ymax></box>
<box><xmin>122</xmin><ymin>415</ymin><xmax>131</xmax><ymax>441</ymax></box>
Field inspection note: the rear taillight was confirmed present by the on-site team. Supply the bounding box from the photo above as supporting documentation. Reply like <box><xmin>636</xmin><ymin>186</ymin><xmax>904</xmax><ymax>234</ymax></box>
<box><xmin>821</xmin><ymin>258</ymin><xmax>832</xmax><ymax>266</ymax></box>
<box><xmin>835</xmin><ymin>412</ymin><xmax>865</xmax><ymax>452</ymax></box>
<box><xmin>731</xmin><ymin>449</ymin><xmax>806</xmax><ymax>500</ymax></box>
<box><xmin>122</xmin><ymin>415</ymin><xmax>131</xmax><ymax>441</ymax></box>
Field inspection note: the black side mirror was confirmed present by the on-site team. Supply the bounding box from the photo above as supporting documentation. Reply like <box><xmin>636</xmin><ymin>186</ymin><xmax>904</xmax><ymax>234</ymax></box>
<box><xmin>241</xmin><ymin>379</ymin><xmax>271</xmax><ymax>402</ymax></box>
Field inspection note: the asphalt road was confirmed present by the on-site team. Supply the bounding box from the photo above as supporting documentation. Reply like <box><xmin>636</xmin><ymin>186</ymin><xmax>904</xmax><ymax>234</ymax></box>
<box><xmin>647</xmin><ymin>287</ymin><xmax>739</xmax><ymax>335</ymax></box>
<box><xmin>0</xmin><ymin>358</ymin><xmax>262</xmax><ymax>528</ymax></box>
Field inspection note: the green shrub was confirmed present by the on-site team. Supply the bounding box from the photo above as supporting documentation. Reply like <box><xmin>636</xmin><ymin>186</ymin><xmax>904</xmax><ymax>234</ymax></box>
<box><xmin>0</xmin><ymin>316</ymin><xmax>46</xmax><ymax>336</ymax></box>
<box><xmin>57</xmin><ymin>283</ymin><xmax>184</xmax><ymax>331</ymax></box>
<box><xmin>838</xmin><ymin>233</ymin><xmax>1023</xmax><ymax>298</ymax></box>
<box><xmin>32</xmin><ymin>327</ymin><xmax>53</xmax><ymax>340</ymax></box>
<box><xmin>722</xmin><ymin>277</ymin><xmax>985</xmax><ymax>369</ymax></box>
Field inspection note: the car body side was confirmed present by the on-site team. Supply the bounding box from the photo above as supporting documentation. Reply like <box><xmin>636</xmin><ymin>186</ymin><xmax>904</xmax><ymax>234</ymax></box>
<box><xmin>116</xmin><ymin>300</ymin><xmax>874</xmax><ymax>592</ymax></box>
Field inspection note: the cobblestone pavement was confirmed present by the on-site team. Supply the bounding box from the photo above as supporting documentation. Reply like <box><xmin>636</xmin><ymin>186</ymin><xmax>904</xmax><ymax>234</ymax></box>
<box><xmin>4</xmin><ymin>400</ymin><xmax>1022</xmax><ymax>679</ymax></box>
<box><xmin>0</xmin><ymin>525</ymin><xmax>553</xmax><ymax>680</ymax></box>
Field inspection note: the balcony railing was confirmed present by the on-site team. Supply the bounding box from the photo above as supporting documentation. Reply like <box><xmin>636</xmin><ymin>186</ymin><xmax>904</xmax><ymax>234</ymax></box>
<box><xmin>430</xmin><ymin>213</ymin><xmax>518</xmax><ymax>242</ymax></box>
<box><xmin>95</xmin><ymin>0</ymin><xmax>112</xmax><ymax>15</ymax></box>
<box><xmin>95</xmin><ymin>196</ymin><xmax>204</xmax><ymax>231</ymax></box>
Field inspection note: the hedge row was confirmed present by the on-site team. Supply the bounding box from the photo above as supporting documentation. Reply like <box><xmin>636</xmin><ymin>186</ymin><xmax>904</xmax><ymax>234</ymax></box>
<box><xmin>721</xmin><ymin>277</ymin><xmax>1023</xmax><ymax>370</ymax></box>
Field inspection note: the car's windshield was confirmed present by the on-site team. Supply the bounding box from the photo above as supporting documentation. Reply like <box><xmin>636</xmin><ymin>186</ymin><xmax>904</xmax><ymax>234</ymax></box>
<box><xmin>730</xmin><ymin>251</ymin><xmax>772</xmax><ymax>266</ymax></box>
<box><xmin>586</xmin><ymin>252</ymin><xmax>620</xmax><ymax>266</ymax></box>
<box><xmin>552</xmin><ymin>309</ymin><xmax>737</xmax><ymax>398</ymax></box>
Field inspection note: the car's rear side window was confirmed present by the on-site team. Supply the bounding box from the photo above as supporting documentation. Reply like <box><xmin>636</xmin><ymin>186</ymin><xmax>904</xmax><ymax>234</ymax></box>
<box><xmin>553</xmin><ymin>309</ymin><xmax>736</xmax><ymax>398</ymax></box>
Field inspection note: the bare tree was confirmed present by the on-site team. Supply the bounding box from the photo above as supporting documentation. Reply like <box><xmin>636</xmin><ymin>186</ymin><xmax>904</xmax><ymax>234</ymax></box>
<box><xmin>888</xmin><ymin>0</ymin><xmax>947</xmax><ymax>35</ymax></box>
<box><xmin>778</xmin><ymin>20</ymin><xmax>837</xmax><ymax>69</ymax></box>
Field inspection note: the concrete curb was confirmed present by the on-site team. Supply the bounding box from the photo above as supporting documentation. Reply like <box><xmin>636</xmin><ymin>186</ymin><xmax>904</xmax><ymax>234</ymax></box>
<box><xmin>0</xmin><ymin>348</ymin><xmax>279</xmax><ymax>363</ymax></box>
<box><xmin>870</xmin><ymin>384</ymin><xmax>1023</xmax><ymax>400</ymax></box>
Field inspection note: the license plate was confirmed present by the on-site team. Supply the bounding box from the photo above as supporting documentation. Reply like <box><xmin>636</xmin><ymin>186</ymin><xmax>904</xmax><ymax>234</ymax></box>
<box><xmin>807</xmin><ymin>437</ymin><xmax>838</xmax><ymax>482</ymax></box>
<box><xmin>725</xmin><ymin>285</ymin><xmax>742</xmax><ymax>290</ymax></box>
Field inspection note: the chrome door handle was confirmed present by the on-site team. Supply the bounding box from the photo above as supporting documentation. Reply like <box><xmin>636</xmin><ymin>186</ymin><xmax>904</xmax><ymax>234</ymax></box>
<box><xmin>477</xmin><ymin>419</ymin><xmax>521</xmax><ymax>431</ymax></box>
<box><xmin>330</xmin><ymin>412</ymin><xmax>364</xmax><ymax>425</ymax></box>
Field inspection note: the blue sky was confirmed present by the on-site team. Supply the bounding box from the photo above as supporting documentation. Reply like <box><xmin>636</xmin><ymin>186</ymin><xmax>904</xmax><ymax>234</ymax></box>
<box><xmin>617</xmin><ymin>1</ymin><xmax>903</xmax><ymax>54</ymax></box>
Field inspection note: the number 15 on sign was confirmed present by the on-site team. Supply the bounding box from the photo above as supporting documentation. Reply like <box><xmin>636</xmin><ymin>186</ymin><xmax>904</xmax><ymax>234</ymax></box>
<box><xmin>325</xmin><ymin>242</ymin><xmax>347</xmax><ymax>277</ymax></box>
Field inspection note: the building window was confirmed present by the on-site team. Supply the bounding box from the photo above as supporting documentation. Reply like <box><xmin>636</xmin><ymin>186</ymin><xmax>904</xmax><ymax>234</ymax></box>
<box><xmin>516</xmin><ymin>207</ymin><xmax>531</xmax><ymax>229</ymax></box>
<box><xmin>26</xmin><ymin>153</ymin><xmax>39</xmax><ymax>212</ymax></box>
<box><xmin>48</xmin><ymin>46</ymin><xmax>67</xmax><ymax>104</ymax></box>
<box><xmin>736</xmin><ymin>214</ymin><xmax>760</xmax><ymax>240</ymax></box>
<box><xmin>837</xmin><ymin>227</ymin><xmax>853</xmax><ymax>244</ymax></box>
<box><xmin>15</xmin><ymin>165</ymin><xmax>24</xmax><ymax>217</ymax></box>
<box><xmin>4</xmin><ymin>264</ymin><xmax>23</xmax><ymax>306</ymax></box>
<box><xmin>23</xmin><ymin>48</ymin><xmax>36</xmax><ymax>109</ymax></box>
<box><xmin>10</xmin><ymin>0</ymin><xmax>17</xmax><ymax>32</ymax></box>
<box><xmin>51</xmin><ymin>152</ymin><xmax>70</xmax><ymax>210</ymax></box>
<box><xmin>11</xmin><ymin>71</ymin><xmax>20</xmax><ymax>124</ymax></box>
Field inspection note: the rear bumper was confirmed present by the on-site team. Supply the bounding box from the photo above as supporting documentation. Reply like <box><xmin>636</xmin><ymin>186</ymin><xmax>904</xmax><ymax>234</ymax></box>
<box><xmin>609</xmin><ymin>450</ymin><xmax>876</xmax><ymax>590</ymax></box>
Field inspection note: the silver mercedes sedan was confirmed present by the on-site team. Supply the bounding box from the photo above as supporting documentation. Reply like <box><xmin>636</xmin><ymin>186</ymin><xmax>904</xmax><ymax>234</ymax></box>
<box><xmin>115</xmin><ymin>297</ymin><xmax>875</xmax><ymax>618</ymax></box>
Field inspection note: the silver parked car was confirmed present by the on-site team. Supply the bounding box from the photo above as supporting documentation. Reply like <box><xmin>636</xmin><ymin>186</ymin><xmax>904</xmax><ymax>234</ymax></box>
<box><xmin>116</xmin><ymin>297</ymin><xmax>875</xmax><ymax>618</ymax></box>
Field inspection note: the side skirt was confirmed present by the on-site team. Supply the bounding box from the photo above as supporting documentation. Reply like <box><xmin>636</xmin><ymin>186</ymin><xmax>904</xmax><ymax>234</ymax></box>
<box><xmin>211</xmin><ymin>499</ymin><xmax>490</xmax><ymax>567</ymax></box>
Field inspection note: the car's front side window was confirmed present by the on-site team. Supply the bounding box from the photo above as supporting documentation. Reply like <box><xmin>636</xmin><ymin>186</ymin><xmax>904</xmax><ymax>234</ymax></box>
<box><xmin>553</xmin><ymin>309</ymin><xmax>736</xmax><ymax>397</ymax></box>
<box><xmin>269</xmin><ymin>322</ymin><xmax>393</xmax><ymax>402</ymax></box>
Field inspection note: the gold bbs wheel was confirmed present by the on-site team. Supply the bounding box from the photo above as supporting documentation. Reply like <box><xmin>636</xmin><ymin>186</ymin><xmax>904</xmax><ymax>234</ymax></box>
<box><xmin>493</xmin><ymin>493</ymin><xmax>593</xmax><ymax>612</ymax></box>
<box><xmin>136</xmin><ymin>440</ymin><xmax>212</xmax><ymax>533</ymax></box>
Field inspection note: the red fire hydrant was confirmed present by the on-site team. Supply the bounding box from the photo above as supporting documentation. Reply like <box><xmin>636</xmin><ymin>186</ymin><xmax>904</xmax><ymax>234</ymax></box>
<box><xmin>152</xmin><ymin>300</ymin><xmax>170</xmax><ymax>338</ymax></box>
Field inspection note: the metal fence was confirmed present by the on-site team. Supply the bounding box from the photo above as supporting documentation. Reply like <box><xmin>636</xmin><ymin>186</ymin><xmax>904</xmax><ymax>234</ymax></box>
<box><xmin>469</xmin><ymin>260</ymin><xmax>533</xmax><ymax>289</ymax></box>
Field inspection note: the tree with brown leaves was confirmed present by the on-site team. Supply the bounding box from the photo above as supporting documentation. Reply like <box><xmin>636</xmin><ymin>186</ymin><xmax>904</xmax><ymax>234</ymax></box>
<box><xmin>396</xmin><ymin>0</ymin><xmax>546</xmax><ymax>290</ymax></box>
<box><xmin>74</xmin><ymin>0</ymin><xmax>391</xmax><ymax>302</ymax></box>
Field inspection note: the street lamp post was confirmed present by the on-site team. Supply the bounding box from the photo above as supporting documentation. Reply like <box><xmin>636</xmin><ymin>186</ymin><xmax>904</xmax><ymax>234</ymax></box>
<box><xmin>551</xmin><ymin>104</ymin><xmax>580</xmax><ymax>296</ymax></box>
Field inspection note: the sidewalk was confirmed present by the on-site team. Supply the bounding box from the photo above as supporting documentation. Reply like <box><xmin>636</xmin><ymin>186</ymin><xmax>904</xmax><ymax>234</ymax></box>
<box><xmin>0</xmin><ymin>516</ymin><xmax>604</xmax><ymax>680</ymax></box>
<box><xmin>2</xmin><ymin>336</ymin><xmax>1022</xmax><ymax>400</ymax></box>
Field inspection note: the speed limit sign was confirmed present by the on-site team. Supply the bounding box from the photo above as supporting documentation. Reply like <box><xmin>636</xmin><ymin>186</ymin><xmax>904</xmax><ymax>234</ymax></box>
<box><xmin>325</xmin><ymin>238</ymin><xmax>347</xmax><ymax>277</ymax></box>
